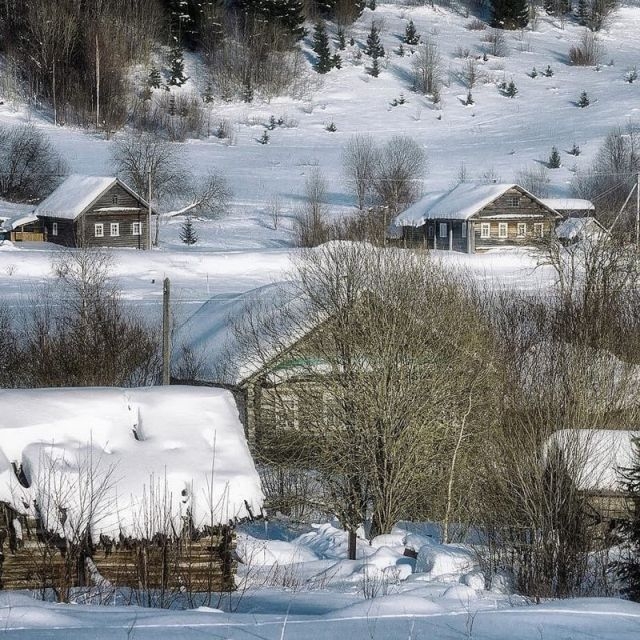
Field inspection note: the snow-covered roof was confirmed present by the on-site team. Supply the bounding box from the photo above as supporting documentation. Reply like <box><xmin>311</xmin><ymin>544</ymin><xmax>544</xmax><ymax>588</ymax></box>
<box><xmin>555</xmin><ymin>216</ymin><xmax>606</xmax><ymax>241</ymax></box>
<box><xmin>547</xmin><ymin>429</ymin><xmax>639</xmax><ymax>492</ymax></box>
<box><xmin>0</xmin><ymin>200</ymin><xmax>36</xmax><ymax>231</ymax></box>
<box><xmin>0</xmin><ymin>386</ymin><xmax>263</xmax><ymax>540</ymax></box>
<box><xmin>394</xmin><ymin>183</ymin><xmax>559</xmax><ymax>227</ymax></box>
<box><xmin>34</xmin><ymin>175</ymin><xmax>150</xmax><ymax>220</ymax></box>
<box><xmin>541</xmin><ymin>198</ymin><xmax>595</xmax><ymax>212</ymax></box>
<box><xmin>174</xmin><ymin>282</ymin><xmax>303</xmax><ymax>385</ymax></box>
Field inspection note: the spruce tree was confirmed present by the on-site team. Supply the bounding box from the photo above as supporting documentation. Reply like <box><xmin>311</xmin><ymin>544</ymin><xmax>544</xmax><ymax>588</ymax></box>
<box><xmin>616</xmin><ymin>438</ymin><xmax>640</xmax><ymax>602</ymax></box>
<box><xmin>180</xmin><ymin>216</ymin><xmax>198</xmax><ymax>245</ymax></box>
<box><xmin>369</xmin><ymin>57</ymin><xmax>380</xmax><ymax>77</ymax></box>
<box><xmin>404</xmin><ymin>19</ymin><xmax>420</xmax><ymax>45</ymax></box>
<box><xmin>505</xmin><ymin>80</ymin><xmax>518</xmax><ymax>97</ymax></box>
<box><xmin>578</xmin><ymin>90</ymin><xmax>590</xmax><ymax>107</ymax></box>
<box><xmin>336</xmin><ymin>28</ymin><xmax>346</xmax><ymax>50</ymax></box>
<box><xmin>313</xmin><ymin>22</ymin><xmax>333</xmax><ymax>73</ymax></box>
<box><xmin>548</xmin><ymin>146</ymin><xmax>561</xmax><ymax>168</ymax></box>
<box><xmin>148</xmin><ymin>66</ymin><xmax>162</xmax><ymax>89</ymax></box>
<box><xmin>168</xmin><ymin>39</ymin><xmax>188</xmax><ymax>86</ymax></box>
<box><xmin>365</xmin><ymin>23</ymin><xmax>385</xmax><ymax>59</ymax></box>
<box><xmin>491</xmin><ymin>0</ymin><xmax>529</xmax><ymax>29</ymax></box>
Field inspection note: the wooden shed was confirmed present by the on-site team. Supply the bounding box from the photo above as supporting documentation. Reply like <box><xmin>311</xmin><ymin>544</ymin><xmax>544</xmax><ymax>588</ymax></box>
<box><xmin>34</xmin><ymin>175</ymin><xmax>156</xmax><ymax>249</ymax></box>
<box><xmin>0</xmin><ymin>386</ymin><xmax>263</xmax><ymax>597</ymax></box>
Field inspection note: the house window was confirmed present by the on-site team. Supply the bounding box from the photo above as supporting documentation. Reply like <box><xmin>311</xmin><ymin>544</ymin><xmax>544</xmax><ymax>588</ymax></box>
<box><xmin>439</xmin><ymin>222</ymin><xmax>448</xmax><ymax>238</ymax></box>
<box><xmin>534</xmin><ymin>222</ymin><xmax>544</xmax><ymax>237</ymax></box>
<box><xmin>480</xmin><ymin>223</ymin><xmax>491</xmax><ymax>239</ymax></box>
<box><xmin>461</xmin><ymin>222</ymin><xmax>467</xmax><ymax>238</ymax></box>
<box><xmin>94</xmin><ymin>223</ymin><xmax>104</xmax><ymax>237</ymax></box>
<box><xmin>274</xmin><ymin>393</ymin><xmax>299</xmax><ymax>430</ymax></box>
<box><xmin>517</xmin><ymin>222</ymin><xmax>527</xmax><ymax>237</ymax></box>
<box><xmin>498</xmin><ymin>222</ymin><xmax>508</xmax><ymax>238</ymax></box>
<box><xmin>132</xmin><ymin>221</ymin><xmax>142</xmax><ymax>236</ymax></box>
<box><xmin>427</xmin><ymin>224</ymin><xmax>434</xmax><ymax>238</ymax></box>
<box><xmin>110</xmin><ymin>222</ymin><xmax>120</xmax><ymax>237</ymax></box>
<box><xmin>112</xmin><ymin>194</ymin><xmax>118</xmax><ymax>205</ymax></box>
<box><xmin>505</xmin><ymin>196</ymin><xmax>520</xmax><ymax>207</ymax></box>
<box><xmin>52</xmin><ymin>222</ymin><xmax>58</xmax><ymax>237</ymax></box>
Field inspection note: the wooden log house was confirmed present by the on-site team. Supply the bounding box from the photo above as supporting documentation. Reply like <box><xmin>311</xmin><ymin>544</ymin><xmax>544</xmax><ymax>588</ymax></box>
<box><xmin>34</xmin><ymin>175</ymin><xmax>156</xmax><ymax>249</ymax></box>
<box><xmin>394</xmin><ymin>183</ymin><xmax>563</xmax><ymax>253</ymax></box>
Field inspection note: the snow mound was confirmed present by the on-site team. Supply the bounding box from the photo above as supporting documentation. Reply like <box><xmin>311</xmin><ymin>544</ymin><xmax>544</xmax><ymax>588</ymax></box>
<box><xmin>293</xmin><ymin>523</ymin><xmax>372</xmax><ymax>560</ymax></box>
<box><xmin>236</xmin><ymin>535</ymin><xmax>320</xmax><ymax>566</ymax></box>
<box><xmin>415</xmin><ymin>543</ymin><xmax>478</xmax><ymax>581</ymax></box>
<box><xmin>330</xmin><ymin>593</ymin><xmax>444</xmax><ymax>618</ymax></box>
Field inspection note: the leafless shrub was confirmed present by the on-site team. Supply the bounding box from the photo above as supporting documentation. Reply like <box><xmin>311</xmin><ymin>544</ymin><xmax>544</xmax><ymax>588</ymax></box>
<box><xmin>569</xmin><ymin>29</ymin><xmax>604</xmax><ymax>66</ymax></box>
<box><xmin>295</xmin><ymin>166</ymin><xmax>331</xmax><ymax>247</ymax></box>
<box><xmin>460</xmin><ymin>58</ymin><xmax>482</xmax><ymax>89</ymax></box>
<box><xmin>267</xmin><ymin>194</ymin><xmax>282</xmax><ymax>230</ymax></box>
<box><xmin>466</xmin><ymin>18</ymin><xmax>487</xmax><ymax>31</ymax></box>
<box><xmin>483</xmin><ymin>29</ymin><xmax>508</xmax><ymax>57</ymax></box>
<box><xmin>454</xmin><ymin>46</ymin><xmax>471</xmax><ymax>59</ymax></box>
<box><xmin>516</xmin><ymin>165</ymin><xmax>551</xmax><ymax>197</ymax></box>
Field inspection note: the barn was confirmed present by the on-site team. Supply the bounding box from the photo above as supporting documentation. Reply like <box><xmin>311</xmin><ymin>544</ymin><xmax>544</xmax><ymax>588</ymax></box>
<box><xmin>0</xmin><ymin>386</ymin><xmax>263</xmax><ymax>597</ymax></box>
<box><xmin>35</xmin><ymin>175</ymin><xmax>155</xmax><ymax>249</ymax></box>
<box><xmin>394</xmin><ymin>182</ymin><xmax>562</xmax><ymax>253</ymax></box>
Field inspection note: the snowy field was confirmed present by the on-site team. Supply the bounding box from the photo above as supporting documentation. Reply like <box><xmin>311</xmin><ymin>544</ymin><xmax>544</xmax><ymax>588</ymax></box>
<box><xmin>2</xmin><ymin>4</ymin><xmax>640</xmax><ymax>637</ymax></box>
<box><xmin>2</xmin><ymin>522</ymin><xmax>640</xmax><ymax>639</ymax></box>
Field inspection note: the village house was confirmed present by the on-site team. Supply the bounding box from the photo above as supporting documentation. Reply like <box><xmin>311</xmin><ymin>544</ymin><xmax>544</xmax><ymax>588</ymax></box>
<box><xmin>0</xmin><ymin>386</ymin><xmax>263</xmax><ymax>593</ymax></box>
<box><xmin>0</xmin><ymin>200</ymin><xmax>42</xmax><ymax>242</ymax></box>
<box><xmin>394</xmin><ymin>182</ymin><xmax>562</xmax><ymax>253</ymax></box>
<box><xmin>35</xmin><ymin>175</ymin><xmax>155</xmax><ymax>249</ymax></box>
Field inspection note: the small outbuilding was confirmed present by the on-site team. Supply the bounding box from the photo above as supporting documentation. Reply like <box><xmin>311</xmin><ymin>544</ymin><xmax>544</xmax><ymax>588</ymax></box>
<box><xmin>35</xmin><ymin>175</ymin><xmax>155</xmax><ymax>249</ymax></box>
<box><xmin>394</xmin><ymin>182</ymin><xmax>562</xmax><ymax>253</ymax></box>
<box><xmin>0</xmin><ymin>386</ymin><xmax>263</xmax><ymax>594</ymax></box>
<box><xmin>555</xmin><ymin>216</ymin><xmax>607</xmax><ymax>245</ymax></box>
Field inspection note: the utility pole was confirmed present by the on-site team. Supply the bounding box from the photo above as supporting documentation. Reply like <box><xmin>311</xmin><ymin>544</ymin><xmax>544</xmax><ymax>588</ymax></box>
<box><xmin>636</xmin><ymin>172</ymin><xmax>640</xmax><ymax>248</ymax></box>
<box><xmin>162</xmin><ymin>277</ymin><xmax>171</xmax><ymax>385</ymax></box>
<box><xmin>95</xmin><ymin>33</ymin><xmax>100</xmax><ymax>131</ymax></box>
<box><xmin>147</xmin><ymin>167</ymin><xmax>152</xmax><ymax>250</ymax></box>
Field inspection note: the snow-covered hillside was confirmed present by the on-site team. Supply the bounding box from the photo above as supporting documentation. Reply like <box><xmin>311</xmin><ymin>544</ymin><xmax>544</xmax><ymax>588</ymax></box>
<box><xmin>2</xmin><ymin>4</ymin><xmax>640</xmax><ymax>239</ymax></box>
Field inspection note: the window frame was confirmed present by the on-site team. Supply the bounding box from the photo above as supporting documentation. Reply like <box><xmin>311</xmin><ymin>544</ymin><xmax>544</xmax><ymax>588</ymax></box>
<box><xmin>498</xmin><ymin>222</ymin><xmax>508</xmax><ymax>239</ymax></box>
<box><xmin>112</xmin><ymin>194</ymin><xmax>119</xmax><ymax>205</ymax></box>
<box><xmin>132</xmin><ymin>221</ymin><xmax>142</xmax><ymax>236</ymax></box>
<box><xmin>51</xmin><ymin>222</ymin><xmax>58</xmax><ymax>237</ymax></box>
<box><xmin>94</xmin><ymin>223</ymin><xmax>104</xmax><ymax>238</ymax></box>
<box><xmin>480</xmin><ymin>223</ymin><xmax>491</xmax><ymax>239</ymax></box>
<box><xmin>534</xmin><ymin>222</ymin><xmax>544</xmax><ymax>238</ymax></box>
<box><xmin>517</xmin><ymin>222</ymin><xmax>527</xmax><ymax>238</ymax></box>
<box><xmin>505</xmin><ymin>196</ymin><xmax>521</xmax><ymax>208</ymax></box>
<box><xmin>461</xmin><ymin>222</ymin><xmax>467</xmax><ymax>238</ymax></box>
<box><xmin>439</xmin><ymin>222</ymin><xmax>448</xmax><ymax>238</ymax></box>
<box><xmin>274</xmin><ymin>392</ymin><xmax>299</xmax><ymax>430</ymax></box>
<box><xmin>110</xmin><ymin>222</ymin><xmax>120</xmax><ymax>237</ymax></box>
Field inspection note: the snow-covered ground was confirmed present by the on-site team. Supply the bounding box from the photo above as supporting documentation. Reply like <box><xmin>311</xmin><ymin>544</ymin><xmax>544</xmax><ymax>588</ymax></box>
<box><xmin>1</xmin><ymin>4</ymin><xmax>640</xmax><ymax>636</ymax></box>
<box><xmin>2</xmin><ymin>522</ymin><xmax>640</xmax><ymax>639</ymax></box>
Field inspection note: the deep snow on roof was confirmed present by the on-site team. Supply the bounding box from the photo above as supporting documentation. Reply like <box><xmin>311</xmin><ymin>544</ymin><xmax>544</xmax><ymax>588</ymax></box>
<box><xmin>555</xmin><ymin>216</ymin><xmax>605</xmax><ymax>240</ymax></box>
<box><xmin>174</xmin><ymin>282</ymin><xmax>302</xmax><ymax>385</ymax></box>
<box><xmin>34</xmin><ymin>175</ymin><xmax>120</xmax><ymax>220</ymax></box>
<box><xmin>549</xmin><ymin>429</ymin><xmax>639</xmax><ymax>492</ymax></box>
<box><xmin>541</xmin><ymin>198</ymin><xmax>595</xmax><ymax>211</ymax></box>
<box><xmin>0</xmin><ymin>200</ymin><xmax>36</xmax><ymax>231</ymax></box>
<box><xmin>0</xmin><ymin>386</ymin><xmax>263</xmax><ymax>540</ymax></box>
<box><xmin>394</xmin><ymin>183</ymin><xmax>525</xmax><ymax>226</ymax></box>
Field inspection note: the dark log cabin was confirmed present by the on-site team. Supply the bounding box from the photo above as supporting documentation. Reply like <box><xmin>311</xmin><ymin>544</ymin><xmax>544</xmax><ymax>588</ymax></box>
<box><xmin>35</xmin><ymin>175</ymin><xmax>155</xmax><ymax>249</ymax></box>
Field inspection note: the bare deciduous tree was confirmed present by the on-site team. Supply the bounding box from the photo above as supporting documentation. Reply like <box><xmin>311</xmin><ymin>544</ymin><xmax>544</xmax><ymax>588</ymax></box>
<box><xmin>374</xmin><ymin>136</ymin><xmax>427</xmax><ymax>214</ymax></box>
<box><xmin>0</xmin><ymin>124</ymin><xmax>66</xmax><ymax>201</ymax></box>
<box><xmin>342</xmin><ymin>134</ymin><xmax>380</xmax><ymax>211</ymax></box>
<box><xmin>295</xmin><ymin>166</ymin><xmax>331</xmax><ymax>247</ymax></box>
<box><xmin>413</xmin><ymin>37</ymin><xmax>442</xmax><ymax>96</ymax></box>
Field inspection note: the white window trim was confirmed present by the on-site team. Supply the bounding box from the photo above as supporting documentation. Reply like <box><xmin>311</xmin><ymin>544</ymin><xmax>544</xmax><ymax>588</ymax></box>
<box><xmin>110</xmin><ymin>222</ymin><xmax>120</xmax><ymax>237</ymax></box>
<box><xmin>439</xmin><ymin>222</ymin><xmax>448</xmax><ymax>238</ymax></box>
<box><xmin>505</xmin><ymin>196</ymin><xmax>520</xmax><ymax>208</ymax></box>
<box><xmin>275</xmin><ymin>393</ymin><xmax>299</xmax><ymax>430</ymax></box>
<box><xmin>517</xmin><ymin>222</ymin><xmax>527</xmax><ymax>237</ymax></box>
<box><xmin>461</xmin><ymin>222</ymin><xmax>467</xmax><ymax>238</ymax></box>
<box><xmin>480</xmin><ymin>223</ymin><xmax>491</xmax><ymax>239</ymax></box>
<box><xmin>51</xmin><ymin>222</ymin><xmax>58</xmax><ymax>237</ymax></box>
<box><xmin>534</xmin><ymin>222</ymin><xmax>544</xmax><ymax>237</ymax></box>
<box><xmin>132</xmin><ymin>221</ymin><xmax>142</xmax><ymax>236</ymax></box>
<box><xmin>498</xmin><ymin>222</ymin><xmax>508</xmax><ymax>239</ymax></box>
<box><xmin>94</xmin><ymin>223</ymin><xmax>104</xmax><ymax>238</ymax></box>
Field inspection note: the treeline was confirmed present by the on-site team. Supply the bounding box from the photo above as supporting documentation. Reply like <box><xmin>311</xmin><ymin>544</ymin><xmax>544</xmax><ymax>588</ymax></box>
<box><xmin>0</xmin><ymin>0</ymin><xmax>369</xmax><ymax>130</ymax></box>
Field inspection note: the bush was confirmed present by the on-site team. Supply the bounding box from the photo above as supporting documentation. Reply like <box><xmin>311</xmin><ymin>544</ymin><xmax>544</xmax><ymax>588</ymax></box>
<box><xmin>569</xmin><ymin>30</ymin><xmax>603</xmax><ymax>66</ymax></box>
<box><xmin>548</xmin><ymin>146</ymin><xmax>561</xmax><ymax>168</ymax></box>
<box><xmin>578</xmin><ymin>90</ymin><xmax>590</xmax><ymax>107</ymax></box>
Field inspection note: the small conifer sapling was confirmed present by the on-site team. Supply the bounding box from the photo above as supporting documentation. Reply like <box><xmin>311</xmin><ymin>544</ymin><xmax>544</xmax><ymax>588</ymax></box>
<box><xmin>180</xmin><ymin>216</ymin><xmax>198</xmax><ymax>245</ymax></box>
<box><xmin>578</xmin><ymin>90</ymin><xmax>590</xmax><ymax>107</ymax></box>
<box><xmin>548</xmin><ymin>146</ymin><xmax>561</xmax><ymax>168</ymax></box>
